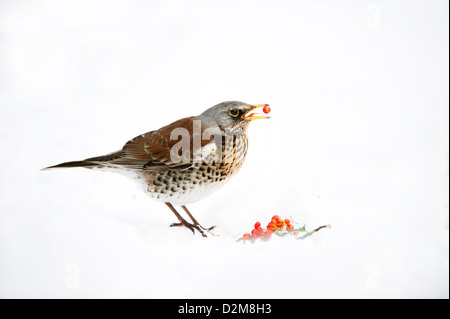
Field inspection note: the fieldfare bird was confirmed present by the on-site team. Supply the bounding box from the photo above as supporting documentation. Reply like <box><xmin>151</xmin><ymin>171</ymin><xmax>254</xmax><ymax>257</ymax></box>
<box><xmin>43</xmin><ymin>101</ymin><xmax>270</xmax><ymax>237</ymax></box>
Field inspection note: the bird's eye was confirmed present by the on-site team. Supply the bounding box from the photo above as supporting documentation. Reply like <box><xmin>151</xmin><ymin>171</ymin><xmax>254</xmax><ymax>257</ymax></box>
<box><xmin>229</xmin><ymin>109</ymin><xmax>239</xmax><ymax>117</ymax></box>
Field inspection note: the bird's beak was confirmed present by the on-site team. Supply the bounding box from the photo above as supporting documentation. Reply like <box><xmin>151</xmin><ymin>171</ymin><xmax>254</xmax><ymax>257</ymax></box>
<box><xmin>242</xmin><ymin>104</ymin><xmax>271</xmax><ymax>121</ymax></box>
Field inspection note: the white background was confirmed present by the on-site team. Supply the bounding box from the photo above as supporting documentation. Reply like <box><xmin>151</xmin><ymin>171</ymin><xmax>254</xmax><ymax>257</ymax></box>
<box><xmin>0</xmin><ymin>0</ymin><xmax>448</xmax><ymax>298</ymax></box>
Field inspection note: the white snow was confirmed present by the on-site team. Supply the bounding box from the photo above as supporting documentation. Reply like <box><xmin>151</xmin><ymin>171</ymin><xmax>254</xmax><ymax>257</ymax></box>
<box><xmin>0</xmin><ymin>0</ymin><xmax>448</xmax><ymax>298</ymax></box>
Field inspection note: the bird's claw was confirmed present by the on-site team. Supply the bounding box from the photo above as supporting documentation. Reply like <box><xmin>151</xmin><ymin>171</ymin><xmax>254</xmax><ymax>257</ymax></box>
<box><xmin>169</xmin><ymin>222</ymin><xmax>215</xmax><ymax>237</ymax></box>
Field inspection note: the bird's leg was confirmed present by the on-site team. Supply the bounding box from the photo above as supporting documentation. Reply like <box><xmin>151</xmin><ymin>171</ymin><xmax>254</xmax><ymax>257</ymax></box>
<box><xmin>181</xmin><ymin>205</ymin><xmax>216</xmax><ymax>232</ymax></box>
<box><xmin>165</xmin><ymin>202</ymin><xmax>207</xmax><ymax>237</ymax></box>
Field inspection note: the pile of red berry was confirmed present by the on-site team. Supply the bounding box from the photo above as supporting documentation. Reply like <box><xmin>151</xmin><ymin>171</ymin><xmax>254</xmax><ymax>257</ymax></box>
<box><xmin>239</xmin><ymin>215</ymin><xmax>330</xmax><ymax>242</ymax></box>
<box><xmin>240</xmin><ymin>215</ymin><xmax>300</xmax><ymax>242</ymax></box>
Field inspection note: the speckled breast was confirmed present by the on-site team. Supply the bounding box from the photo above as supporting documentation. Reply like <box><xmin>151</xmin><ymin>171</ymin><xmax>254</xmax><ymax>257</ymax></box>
<box><xmin>144</xmin><ymin>133</ymin><xmax>249</xmax><ymax>205</ymax></box>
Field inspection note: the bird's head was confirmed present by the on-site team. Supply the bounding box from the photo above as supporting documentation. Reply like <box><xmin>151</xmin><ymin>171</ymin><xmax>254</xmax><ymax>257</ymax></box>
<box><xmin>200</xmin><ymin>101</ymin><xmax>270</xmax><ymax>132</ymax></box>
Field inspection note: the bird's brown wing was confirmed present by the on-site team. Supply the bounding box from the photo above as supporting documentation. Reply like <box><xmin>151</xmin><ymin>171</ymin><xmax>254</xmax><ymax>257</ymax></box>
<box><xmin>102</xmin><ymin>116</ymin><xmax>214</xmax><ymax>171</ymax></box>
<box><xmin>43</xmin><ymin>116</ymin><xmax>216</xmax><ymax>171</ymax></box>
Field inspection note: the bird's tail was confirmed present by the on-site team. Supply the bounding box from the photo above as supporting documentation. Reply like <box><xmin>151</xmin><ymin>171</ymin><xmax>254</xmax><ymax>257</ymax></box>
<box><xmin>41</xmin><ymin>160</ymin><xmax>99</xmax><ymax>170</ymax></box>
<box><xmin>42</xmin><ymin>151</ymin><xmax>122</xmax><ymax>171</ymax></box>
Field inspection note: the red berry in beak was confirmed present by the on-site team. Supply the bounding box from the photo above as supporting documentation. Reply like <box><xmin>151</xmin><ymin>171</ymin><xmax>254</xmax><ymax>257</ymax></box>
<box><xmin>262</xmin><ymin>105</ymin><xmax>271</xmax><ymax>114</ymax></box>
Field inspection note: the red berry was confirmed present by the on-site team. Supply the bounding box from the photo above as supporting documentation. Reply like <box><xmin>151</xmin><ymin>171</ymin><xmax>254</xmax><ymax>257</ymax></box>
<box><xmin>243</xmin><ymin>233</ymin><xmax>251</xmax><ymax>240</ymax></box>
<box><xmin>286</xmin><ymin>224</ymin><xmax>294</xmax><ymax>231</ymax></box>
<box><xmin>254</xmin><ymin>227</ymin><xmax>263</xmax><ymax>237</ymax></box>
<box><xmin>284</xmin><ymin>219</ymin><xmax>291</xmax><ymax>225</ymax></box>
<box><xmin>254</xmin><ymin>222</ymin><xmax>261</xmax><ymax>229</ymax></box>
<box><xmin>251</xmin><ymin>229</ymin><xmax>260</xmax><ymax>238</ymax></box>
<box><xmin>272</xmin><ymin>215</ymin><xmax>280</xmax><ymax>221</ymax></box>
<box><xmin>264</xmin><ymin>230</ymin><xmax>273</xmax><ymax>239</ymax></box>
<box><xmin>262</xmin><ymin>105</ymin><xmax>271</xmax><ymax>114</ymax></box>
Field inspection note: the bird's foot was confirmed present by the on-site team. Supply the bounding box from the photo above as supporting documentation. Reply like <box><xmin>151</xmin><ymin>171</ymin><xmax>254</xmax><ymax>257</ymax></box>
<box><xmin>165</xmin><ymin>203</ymin><xmax>216</xmax><ymax>237</ymax></box>
<box><xmin>170</xmin><ymin>221</ymin><xmax>207</xmax><ymax>237</ymax></box>
<box><xmin>169</xmin><ymin>222</ymin><xmax>216</xmax><ymax>237</ymax></box>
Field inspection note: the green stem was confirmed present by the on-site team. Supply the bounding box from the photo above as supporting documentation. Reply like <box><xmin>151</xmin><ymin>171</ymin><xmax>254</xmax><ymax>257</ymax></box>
<box><xmin>297</xmin><ymin>225</ymin><xmax>331</xmax><ymax>240</ymax></box>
